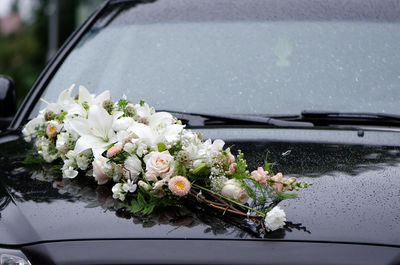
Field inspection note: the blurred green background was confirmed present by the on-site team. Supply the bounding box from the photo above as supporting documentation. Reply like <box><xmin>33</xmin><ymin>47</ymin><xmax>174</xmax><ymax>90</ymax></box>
<box><xmin>0</xmin><ymin>0</ymin><xmax>103</xmax><ymax>106</ymax></box>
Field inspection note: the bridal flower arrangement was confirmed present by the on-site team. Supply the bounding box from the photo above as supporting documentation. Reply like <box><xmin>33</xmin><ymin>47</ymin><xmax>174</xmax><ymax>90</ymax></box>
<box><xmin>23</xmin><ymin>85</ymin><xmax>311</xmax><ymax>234</ymax></box>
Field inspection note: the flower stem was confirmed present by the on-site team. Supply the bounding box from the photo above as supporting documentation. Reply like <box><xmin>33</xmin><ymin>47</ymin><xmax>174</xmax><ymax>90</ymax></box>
<box><xmin>192</xmin><ymin>183</ymin><xmax>265</xmax><ymax>217</ymax></box>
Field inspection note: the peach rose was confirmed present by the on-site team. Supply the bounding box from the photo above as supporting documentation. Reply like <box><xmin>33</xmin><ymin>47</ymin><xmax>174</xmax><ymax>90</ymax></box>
<box><xmin>144</xmin><ymin>151</ymin><xmax>175</xmax><ymax>181</ymax></box>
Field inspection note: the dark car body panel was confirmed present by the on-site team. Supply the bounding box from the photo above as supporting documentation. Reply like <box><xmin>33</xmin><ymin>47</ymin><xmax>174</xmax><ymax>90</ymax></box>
<box><xmin>1</xmin><ymin>129</ymin><xmax>399</xmax><ymax>247</ymax></box>
<box><xmin>20</xmin><ymin>240</ymin><xmax>400</xmax><ymax>265</ymax></box>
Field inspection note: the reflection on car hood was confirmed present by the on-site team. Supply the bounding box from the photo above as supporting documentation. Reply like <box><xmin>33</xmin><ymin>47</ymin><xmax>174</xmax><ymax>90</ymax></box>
<box><xmin>0</xmin><ymin>131</ymin><xmax>399</xmax><ymax>246</ymax></box>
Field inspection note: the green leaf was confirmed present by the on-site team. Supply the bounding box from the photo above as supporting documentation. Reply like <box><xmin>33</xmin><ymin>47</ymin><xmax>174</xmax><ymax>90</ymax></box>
<box><xmin>263</xmin><ymin>152</ymin><xmax>274</xmax><ymax>173</ymax></box>
<box><xmin>192</xmin><ymin>162</ymin><xmax>209</xmax><ymax>175</ymax></box>
<box><xmin>139</xmin><ymin>99</ymin><xmax>145</xmax><ymax>106</ymax></box>
<box><xmin>142</xmin><ymin>204</ymin><xmax>156</xmax><ymax>215</ymax></box>
<box><xmin>129</xmin><ymin>200</ymin><xmax>144</xmax><ymax>213</ymax></box>
<box><xmin>82</xmin><ymin>101</ymin><xmax>90</xmax><ymax>111</ymax></box>
<box><xmin>232</xmin><ymin>150</ymin><xmax>247</xmax><ymax>179</ymax></box>
<box><xmin>168</xmin><ymin>141</ymin><xmax>182</xmax><ymax>156</ymax></box>
<box><xmin>17</xmin><ymin>156</ymin><xmax>46</xmax><ymax>165</ymax></box>
<box><xmin>117</xmin><ymin>99</ymin><xmax>129</xmax><ymax>109</ymax></box>
<box><xmin>157</xmin><ymin>142</ymin><xmax>166</xmax><ymax>152</ymax></box>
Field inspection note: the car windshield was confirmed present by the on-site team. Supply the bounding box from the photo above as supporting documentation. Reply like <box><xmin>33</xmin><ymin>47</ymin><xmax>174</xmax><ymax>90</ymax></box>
<box><xmin>31</xmin><ymin>0</ymin><xmax>400</xmax><ymax>118</ymax></box>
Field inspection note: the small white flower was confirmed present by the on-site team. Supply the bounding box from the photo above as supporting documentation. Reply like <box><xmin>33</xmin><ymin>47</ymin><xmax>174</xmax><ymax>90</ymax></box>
<box><xmin>134</xmin><ymin>102</ymin><xmax>155</xmax><ymax>120</ymax></box>
<box><xmin>36</xmin><ymin>137</ymin><xmax>58</xmax><ymax>162</ymax></box>
<box><xmin>63</xmin><ymin>166</ymin><xmax>78</xmax><ymax>179</ymax></box>
<box><xmin>138</xmin><ymin>180</ymin><xmax>151</xmax><ymax>190</ymax></box>
<box><xmin>112</xmin><ymin>183</ymin><xmax>125</xmax><ymax>201</ymax></box>
<box><xmin>264</xmin><ymin>206</ymin><xmax>286</xmax><ymax>231</ymax></box>
<box><xmin>134</xmin><ymin>140</ymin><xmax>148</xmax><ymax>157</ymax></box>
<box><xmin>210</xmin><ymin>175</ymin><xmax>229</xmax><ymax>192</ymax></box>
<box><xmin>124</xmin><ymin>155</ymin><xmax>142</xmax><ymax>180</ymax></box>
<box><xmin>152</xmin><ymin>178</ymin><xmax>168</xmax><ymax>191</ymax></box>
<box><xmin>65</xmin><ymin>150</ymin><xmax>77</xmax><ymax>160</ymax></box>
<box><xmin>56</xmin><ymin>132</ymin><xmax>70</xmax><ymax>152</ymax></box>
<box><xmin>123</xmin><ymin>142</ymin><xmax>135</xmax><ymax>154</ymax></box>
<box><xmin>184</xmin><ymin>138</ymin><xmax>225</xmax><ymax>167</ymax></box>
<box><xmin>62</xmin><ymin>156</ymin><xmax>78</xmax><ymax>179</ymax></box>
<box><xmin>22</xmin><ymin>116</ymin><xmax>44</xmax><ymax>142</ymax></box>
<box><xmin>76</xmin><ymin>153</ymin><xmax>90</xmax><ymax>170</ymax></box>
<box><xmin>122</xmin><ymin>179</ymin><xmax>137</xmax><ymax>193</ymax></box>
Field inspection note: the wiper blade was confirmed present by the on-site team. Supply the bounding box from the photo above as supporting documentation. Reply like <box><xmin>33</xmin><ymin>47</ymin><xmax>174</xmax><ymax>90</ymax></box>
<box><xmin>301</xmin><ymin>110</ymin><xmax>400</xmax><ymax>126</ymax></box>
<box><xmin>161</xmin><ymin>110</ymin><xmax>313</xmax><ymax>128</ymax></box>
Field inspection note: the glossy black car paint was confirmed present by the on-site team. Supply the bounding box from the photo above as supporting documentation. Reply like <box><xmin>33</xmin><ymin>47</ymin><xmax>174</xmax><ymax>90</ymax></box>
<box><xmin>1</xmin><ymin>0</ymin><xmax>400</xmax><ymax>264</ymax></box>
<box><xmin>1</xmin><ymin>129</ymin><xmax>400</xmax><ymax>264</ymax></box>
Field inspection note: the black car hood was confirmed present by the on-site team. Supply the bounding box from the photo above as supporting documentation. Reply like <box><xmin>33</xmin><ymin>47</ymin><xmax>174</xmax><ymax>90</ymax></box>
<box><xmin>0</xmin><ymin>128</ymin><xmax>400</xmax><ymax>246</ymax></box>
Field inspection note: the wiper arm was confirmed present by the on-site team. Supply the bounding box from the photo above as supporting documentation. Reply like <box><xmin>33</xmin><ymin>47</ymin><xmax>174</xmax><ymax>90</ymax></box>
<box><xmin>301</xmin><ymin>110</ymin><xmax>400</xmax><ymax>126</ymax></box>
<box><xmin>161</xmin><ymin>110</ymin><xmax>313</xmax><ymax>128</ymax></box>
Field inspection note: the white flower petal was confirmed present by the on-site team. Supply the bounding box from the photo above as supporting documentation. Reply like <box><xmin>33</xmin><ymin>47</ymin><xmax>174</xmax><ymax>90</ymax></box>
<box><xmin>68</xmin><ymin>117</ymin><xmax>91</xmax><ymax>137</ymax></box>
<box><xmin>113</xmin><ymin>116</ymin><xmax>134</xmax><ymax>132</ymax></box>
<box><xmin>78</xmin><ymin>85</ymin><xmax>92</xmax><ymax>105</ymax></box>
<box><xmin>87</xmin><ymin>105</ymin><xmax>113</xmax><ymax>139</ymax></box>
<box><xmin>74</xmin><ymin>134</ymin><xmax>108</xmax><ymax>156</ymax></box>
<box><xmin>94</xmin><ymin>90</ymin><xmax>111</xmax><ymax>105</ymax></box>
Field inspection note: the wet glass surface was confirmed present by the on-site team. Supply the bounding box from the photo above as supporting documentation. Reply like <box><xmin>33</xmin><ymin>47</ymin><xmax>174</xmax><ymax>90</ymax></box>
<box><xmin>34</xmin><ymin>0</ymin><xmax>400</xmax><ymax>118</ymax></box>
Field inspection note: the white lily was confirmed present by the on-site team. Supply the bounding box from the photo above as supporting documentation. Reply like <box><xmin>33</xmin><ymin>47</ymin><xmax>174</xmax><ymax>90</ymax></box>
<box><xmin>78</xmin><ymin>85</ymin><xmax>111</xmax><ymax>106</ymax></box>
<box><xmin>135</xmin><ymin>102</ymin><xmax>155</xmax><ymax>120</ymax></box>
<box><xmin>69</xmin><ymin>105</ymin><xmax>119</xmax><ymax>157</ymax></box>
<box><xmin>44</xmin><ymin>84</ymin><xmax>76</xmax><ymax>114</ymax></box>
<box><xmin>127</xmin><ymin>122</ymin><xmax>184</xmax><ymax>150</ymax></box>
<box><xmin>66</xmin><ymin>85</ymin><xmax>111</xmax><ymax>118</ymax></box>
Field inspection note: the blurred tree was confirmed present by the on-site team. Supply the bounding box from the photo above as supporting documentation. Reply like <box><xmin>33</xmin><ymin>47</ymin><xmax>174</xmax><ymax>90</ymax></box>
<box><xmin>0</xmin><ymin>1</ymin><xmax>47</xmax><ymax>106</ymax></box>
<box><xmin>0</xmin><ymin>0</ymin><xmax>92</xmax><ymax>107</ymax></box>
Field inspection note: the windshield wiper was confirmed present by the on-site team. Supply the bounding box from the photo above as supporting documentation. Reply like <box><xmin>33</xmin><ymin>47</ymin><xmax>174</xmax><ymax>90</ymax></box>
<box><xmin>161</xmin><ymin>110</ymin><xmax>314</xmax><ymax>128</ymax></box>
<box><xmin>300</xmin><ymin>110</ymin><xmax>400</xmax><ymax>127</ymax></box>
<box><xmin>162</xmin><ymin>109</ymin><xmax>400</xmax><ymax>129</ymax></box>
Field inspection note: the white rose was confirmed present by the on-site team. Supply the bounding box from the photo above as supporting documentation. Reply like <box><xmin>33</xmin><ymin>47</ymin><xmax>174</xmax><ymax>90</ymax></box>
<box><xmin>143</xmin><ymin>151</ymin><xmax>175</xmax><ymax>181</ymax></box>
<box><xmin>220</xmin><ymin>179</ymin><xmax>249</xmax><ymax>204</ymax></box>
<box><xmin>124</xmin><ymin>155</ymin><xmax>142</xmax><ymax>180</ymax></box>
<box><xmin>264</xmin><ymin>206</ymin><xmax>286</xmax><ymax>231</ymax></box>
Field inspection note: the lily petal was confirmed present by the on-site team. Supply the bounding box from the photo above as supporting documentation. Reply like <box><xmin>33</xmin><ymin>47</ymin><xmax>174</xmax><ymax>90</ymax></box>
<box><xmin>94</xmin><ymin>90</ymin><xmax>111</xmax><ymax>105</ymax></box>
<box><xmin>78</xmin><ymin>85</ymin><xmax>92</xmax><ymax>105</ymax></box>
<box><xmin>74</xmin><ymin>134</ymin><xmax>109</xmax><ymax>157</ymax></box>
<box><xmin>68</xmin><ymin>117</ymin><xmax>91</xmax><ymax>137</ymax></box>
<box><xmin>87</xmin><ymin>105</ymin><xmax>113</xmax><ymax>140</ymax></box>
